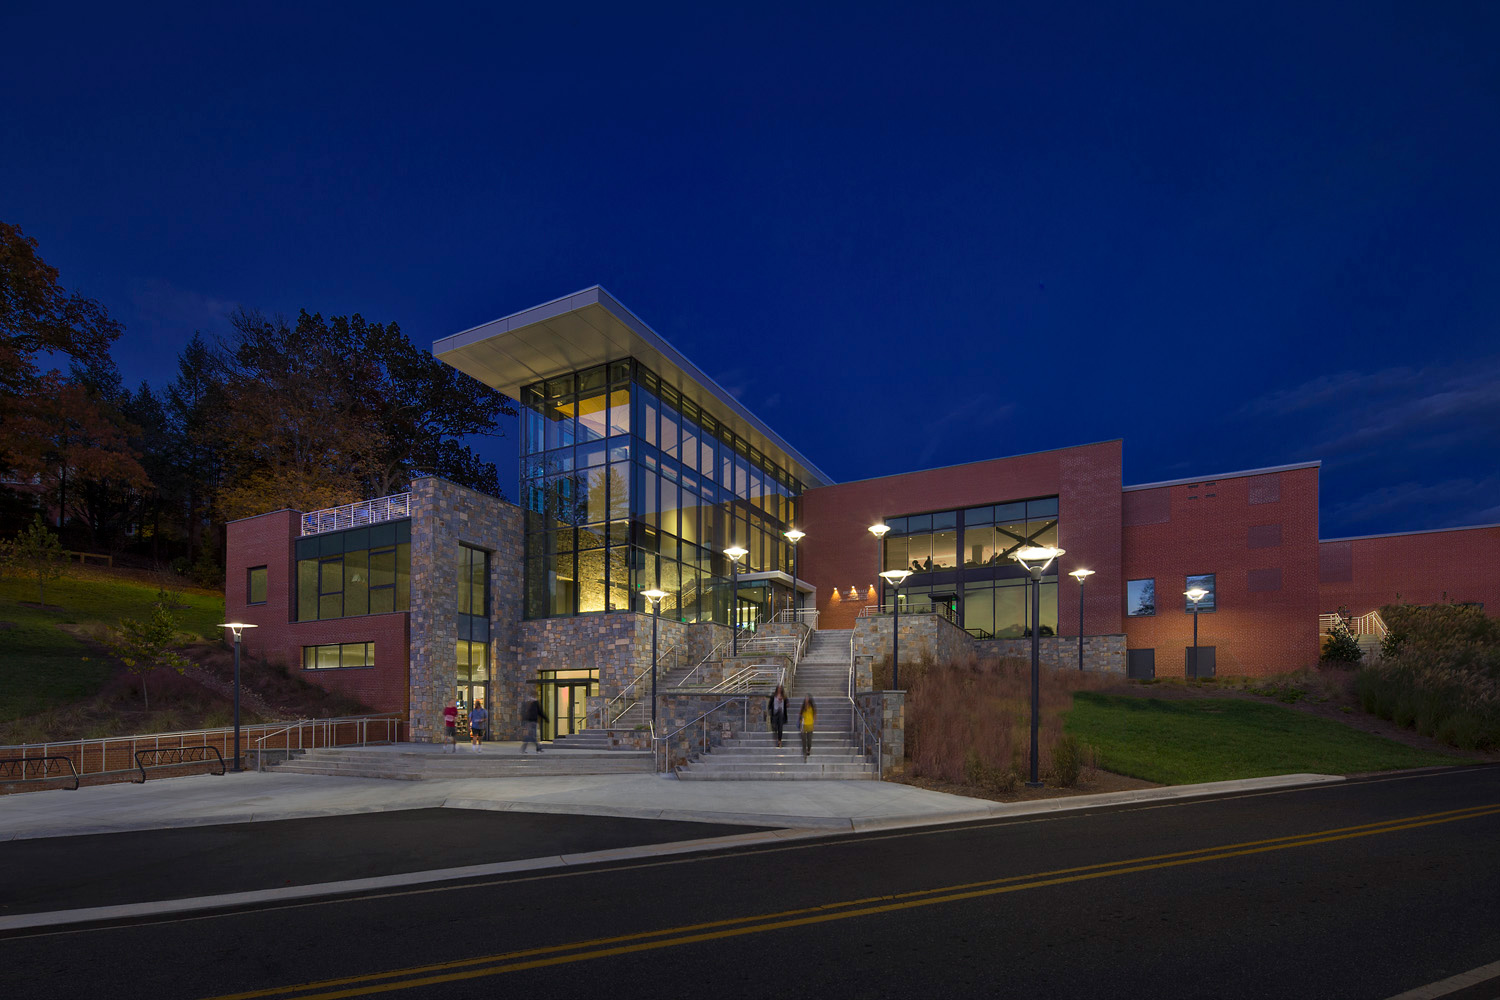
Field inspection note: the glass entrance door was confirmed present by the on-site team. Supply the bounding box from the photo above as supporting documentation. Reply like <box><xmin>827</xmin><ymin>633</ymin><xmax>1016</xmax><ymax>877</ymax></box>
<box><xmin>537</xmin><ymin>669</ymin><xmax>600</xmax><ymax>741</ymax></box>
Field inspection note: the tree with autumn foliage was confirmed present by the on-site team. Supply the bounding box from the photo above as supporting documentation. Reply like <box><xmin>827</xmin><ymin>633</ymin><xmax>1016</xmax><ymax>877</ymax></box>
<box><xmin>0</xmin><ymin>223</ymin><xmax>150</xmax><ymax>543</ymax></box>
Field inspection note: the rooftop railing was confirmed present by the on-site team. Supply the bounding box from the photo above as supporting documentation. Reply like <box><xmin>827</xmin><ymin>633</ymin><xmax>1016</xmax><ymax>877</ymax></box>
<box><xmin>301</xmin><ymin>492</ymin><xmax>412</xmax><ymax>536</ymax></box>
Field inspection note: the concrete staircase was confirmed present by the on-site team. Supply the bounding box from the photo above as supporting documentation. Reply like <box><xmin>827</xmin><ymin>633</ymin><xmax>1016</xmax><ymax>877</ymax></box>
<box><xmin>268</xmin><ymin>745</ymin><xmax>653</xmax><ymax>779</ymax></box>
<box><xmin>677</xmin><ymin>629</ymin><xmax>876</xmax><ymax>780</ymax></box>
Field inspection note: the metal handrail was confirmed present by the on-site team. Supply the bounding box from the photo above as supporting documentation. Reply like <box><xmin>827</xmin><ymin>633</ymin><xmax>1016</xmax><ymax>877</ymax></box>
<box><xmin>1319</xmin><ymin>611</ymin><xmax>1388</xmax><ymax>637</ymax></box>
<box><xmin>771</xmin><ymin>608</ymin><xmax>820</xmax><ymax>628</ymax></box>
<box><xmin>301</xmin><ymin>492</ymin><xmax>412</xmax><ymax>536</ymax></box>
<box><xmin>603</xmin><ymin>644</ymin><xmax>681</xmax><ymax>726</ymax></box>
<box><xmin>653</xmin><ymin>695</ymin><xmax>750</xmax><ymax>772</ymax></box>
<box><xmin>846</xmin><ymin>631</ymin><xmax>882</xmax><ymax>778</ymax></box>
<box><xmin>0</xmin><ymin>714</ymin><xmax>399</xmax><ymax>783</ymax></box>
<box><xmin>858</xmin><ymin>601</ymin><xmax>959</xmax><ymax>624</ymax></box>
<box><xmin>251</xmin><ymin>714</ymin><xmax>402</xmax><ymax>770</ymax></box>
<box><xmin>709</xmin><ymin>664</ymin><xmax>784</xmax><ymax>694</ymax></box>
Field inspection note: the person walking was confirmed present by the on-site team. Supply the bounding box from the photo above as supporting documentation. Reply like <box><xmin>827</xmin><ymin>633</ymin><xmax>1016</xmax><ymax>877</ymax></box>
<box><xmin>468</xmin><ymin>700</ymin><xmax>488</xmax><ymax>751</ymax></box>
<box><xmin>442</xmin><ymin>701</ymin><xmax>458</xmax><ymax>753</ymax></box>
<box><xmin>799</xmin><ymin>695</ymin><xmax>816</xmax><ymax>761</ymax></box>
<box><xmin>520</xmin><ymin>697</ymin><xmax>548</xmax><ymax>753</ymax></box>
<box><xmin>768</xmin><ymin>684</ymin><xmax>789</xmax><ymax>748</ymax></box>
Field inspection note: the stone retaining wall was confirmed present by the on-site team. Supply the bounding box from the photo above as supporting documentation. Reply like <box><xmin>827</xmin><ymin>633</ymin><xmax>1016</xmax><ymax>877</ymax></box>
<box><xmin>656</xmin><ymin>694</ymin><xmax>765</xmax><ymax>770</ymax></box>
<box><xmin>973</xmin><ymin>634</ymin><xmax>1126</xmax><ymax>674</ymax></box>
<box><xmin>855</xmin><ymin>689</ymin><xmax>904</xmax><ymax>775</ymax></box>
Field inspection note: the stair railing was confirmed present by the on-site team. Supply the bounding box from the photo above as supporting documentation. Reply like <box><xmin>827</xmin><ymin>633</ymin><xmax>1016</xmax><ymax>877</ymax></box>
<box><xmin>709</xmin><ymin>664</ymin><xmax>784</xmax><ymax>694</ymax></box>
<box><xmin>771</xmin><ymin>608</ymin><xmax>820</xmax><ymax>629</ymax></box>
<box><xmin>1318</xmin><ymin>610</ymin><xmax>1388</xmax><ymax>638</ymax></box>
<box><xmin>653</xmin><ymin>696</ymin><xmax>750</xmax><ymax>772</ymax></box>
<box><xmin>846</xmin><ymin>634</ymin><xmax>882</xmax><ymax>778</ymax></box>
<box><xmin>603</xmin><ymin>644</ymin><xmax>681</xmax><ymax>727</ymax></box>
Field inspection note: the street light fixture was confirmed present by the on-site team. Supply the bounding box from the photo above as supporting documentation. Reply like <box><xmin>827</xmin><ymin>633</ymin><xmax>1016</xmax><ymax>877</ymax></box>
<box><xmin>641</xmin><ymin>589</ymin><xmax>667</xmax><ymax>736</ymax></box>
<box><xmin>1010</xmin><ymin>545</ymin><xmax>1065</xmax><ymax>788</ymax></box>
<box><xmin>724</xmin><ymin>545</ymin><xmax>748</xmax><ymax>655</ymax></box>
<box><xmin>784</xmin><ymin>528</ymin><xmax>805</xmax><ymax>618</ymax></box>
<box><xmin>1184</xmin><ymin>587</ymin><xmax>1209</xmax><ymax>679</ymax></box>
<box><xmin>1069</xmin><ymin>568</ymin><xmax>1095</xmax><ymax>672</ymax></box>
<box><xmin>218</xmin><ymin>623</ymin><xmax>258</xmax><ymax>772</ymax></box>
<box><xmin>878</xmin><ymin>569</ymin><xmax>912</xmax><ymax>688</ymax></box>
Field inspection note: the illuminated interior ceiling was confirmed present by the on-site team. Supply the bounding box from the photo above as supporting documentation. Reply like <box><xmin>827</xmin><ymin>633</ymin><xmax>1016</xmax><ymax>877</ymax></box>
<box><xmin>433</xmin><ymin>286</ymin><xmax>834</xmax><ymax>488</ymax></box>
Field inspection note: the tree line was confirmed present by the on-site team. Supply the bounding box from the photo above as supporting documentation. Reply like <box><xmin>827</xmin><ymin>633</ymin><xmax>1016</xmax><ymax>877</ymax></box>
<box><xmin>0</xmin><ymin>221</ymin><xmax>515</xmax><ymax>581</ymax></box>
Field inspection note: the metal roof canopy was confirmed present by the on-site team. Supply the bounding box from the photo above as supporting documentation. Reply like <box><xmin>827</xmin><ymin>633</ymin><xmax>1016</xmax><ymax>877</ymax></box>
<box><xmin>434</xmin><ymin>286</ymin><xmax>834</xmax><ymax>489</ymax></box>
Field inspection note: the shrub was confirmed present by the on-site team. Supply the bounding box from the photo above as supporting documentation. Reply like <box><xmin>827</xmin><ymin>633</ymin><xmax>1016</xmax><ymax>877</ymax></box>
<box><xmin>1050</xmin><ymin>733</ymin><xmax>1096</xmax><ymax>788</ymax></box>
<box><xmin>1321</xmin><ymin>620</ymin><xmax>1364</xmax><ymax>665</ymax></box>
<box><xmin>1355</xmin><ymin>603</ymin><xmax>1500</xmax><ymax>751</ymax></box>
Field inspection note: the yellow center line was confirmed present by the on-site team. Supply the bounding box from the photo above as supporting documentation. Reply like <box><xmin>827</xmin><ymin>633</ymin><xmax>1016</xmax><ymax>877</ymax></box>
<box><xmin>201</xmin><ymin>803</ymin><xmax>1500</xmax><ymax>1000</ymax></box>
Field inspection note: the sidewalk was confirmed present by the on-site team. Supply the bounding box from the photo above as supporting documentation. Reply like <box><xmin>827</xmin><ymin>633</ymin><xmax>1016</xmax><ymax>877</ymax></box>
<box><xmin>0</xmin><ymin>764</ymin><xmax>1345</xmax><ymax>842</ymax></box>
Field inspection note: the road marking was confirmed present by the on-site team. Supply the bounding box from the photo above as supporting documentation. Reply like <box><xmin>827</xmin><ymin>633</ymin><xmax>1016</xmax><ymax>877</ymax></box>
<box><xmin>1382</xmin><ymin>959</ymin><xmax>1500</xmax><ymax>1000</ymax></box>
<box><xmin>198</xmin><ymin>802</ymin><xmax>1500</xmax><ymax>1000</ymax></box>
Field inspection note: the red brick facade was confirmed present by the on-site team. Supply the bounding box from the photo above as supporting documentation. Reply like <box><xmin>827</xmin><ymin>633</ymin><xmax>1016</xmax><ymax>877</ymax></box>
<box><xmin>1318</xmin><ymin>525</ymin><xmax>1500</xmax><ymax>617</ymax></box>
<box><xmin>1121</xmin><ymin>465</ymin><xmax>1323</xmax><ymax>677</ymax></box>
<box><xmin>224</xmin><ymin>509</ymin><xmax>411</xmax><ymax>715</ymax></box>
<box><xmin>800</xmin><ymin>441</ymin><xmax>1125</xmax><ymax>638</ymax></box>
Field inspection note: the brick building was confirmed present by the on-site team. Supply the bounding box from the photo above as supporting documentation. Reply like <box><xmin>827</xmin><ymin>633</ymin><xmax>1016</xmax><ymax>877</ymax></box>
<box><xmin>223</xmin><ymin>287</ymin><xmax>1500</xmax><ymax>740</ymax></box>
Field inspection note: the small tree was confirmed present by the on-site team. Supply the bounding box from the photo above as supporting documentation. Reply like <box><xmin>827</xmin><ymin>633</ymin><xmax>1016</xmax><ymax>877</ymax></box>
<box><xmin>1</xmin><ymin>514</ymin><xmax>67</xmax><ymax>605</ymax></box>
<box><xmin>108</xmin><ymin>588</ymin><xmax>190</xmax><ymax>710</ymax></box>
<box><xmin>1322</xmin><ymin>619</ymin><xmax>1364</xmax><ymax>665</ymax></box>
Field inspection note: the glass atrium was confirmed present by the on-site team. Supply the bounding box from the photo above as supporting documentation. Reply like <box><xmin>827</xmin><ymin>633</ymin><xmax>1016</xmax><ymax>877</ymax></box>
<box><xmin>520</xmin><ymin>360</ymin><xmax>805</xmax><ymax>625</ymax></box>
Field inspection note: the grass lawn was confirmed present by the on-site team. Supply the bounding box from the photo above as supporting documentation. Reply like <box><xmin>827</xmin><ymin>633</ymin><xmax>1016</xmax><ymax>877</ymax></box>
<box><xmin>1066</xmin><ymin>692</ymin><xmax>1464</xmax><ymax>784</ymax></box>
<box><xmin>0</xmin><ymin>573</ymin><xmax>224</xmax><ymax>723</ymax></box>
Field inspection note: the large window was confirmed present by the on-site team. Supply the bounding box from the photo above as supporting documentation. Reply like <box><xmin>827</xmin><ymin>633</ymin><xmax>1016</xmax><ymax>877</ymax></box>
<box><xmin>519</xmin><ymin>360</ymin><xmax>804</xmax><ymax>624</ymax></box>
<box><xmin>878</xmin><ymin>497</ymin><xmax>1060</xmax><ymax>636</ymax></box>
<box><xmin>1127</xmin><ymin>579</ymin><xmax>1156</xmax><ymax>617</ymax></box>
<box><xmin>295</xmin><ymin>521</ymin><xmax>411</xmax><ymax>621</ymax></box>
<box><xmin>303</xmin><ymin>642</ymin><xmax>375</xmax><ymax>670</ymax></box>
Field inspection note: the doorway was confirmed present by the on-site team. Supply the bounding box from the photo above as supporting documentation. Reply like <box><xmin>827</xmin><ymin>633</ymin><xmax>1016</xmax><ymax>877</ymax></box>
<box><xmin>537</xmin><ymin>669</ymin><xmax>599</xmax><ymax>741</ymax></box>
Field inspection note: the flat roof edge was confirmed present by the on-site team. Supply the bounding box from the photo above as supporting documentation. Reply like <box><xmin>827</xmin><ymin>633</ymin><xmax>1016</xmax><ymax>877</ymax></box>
<box><xmin>1320</xmin><ymin>521</ymin><xmax>1500</xmax><ymax>543</ymax></box>
<box><xmin>1123</xmin><ymin>460</ymin><xmax>1322</xmax><ymax>493</ymax></box>
<box><xmin>811</xmin><ymin>439</ymin><xmax>1124</xmax><ymax>492</ymax></box>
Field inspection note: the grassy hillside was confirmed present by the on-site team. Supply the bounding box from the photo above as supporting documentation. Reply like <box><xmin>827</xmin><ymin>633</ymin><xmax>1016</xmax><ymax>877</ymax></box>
<box><xmin>0</xmin><ymin>570</ymin><xmax>224</xmax><ymax>724</ymax></box>
<box><xmin>1066</xmin><ymin>693</ymin><xmax>1463</xmax><ymax>784</ymax></box>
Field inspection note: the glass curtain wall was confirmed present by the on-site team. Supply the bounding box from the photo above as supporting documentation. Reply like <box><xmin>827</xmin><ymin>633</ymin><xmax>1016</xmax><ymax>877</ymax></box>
<box><xmin>881</xmin><ymin>497</ymin><xmax>1060</xmax><ymax>638</ymax></box>
<box><xmin>520</xmin><ymin>361</ymin><xmax>803</xmax><ymax>624</ymax></box>
<box><xmin>295</xmin><ymin>521</ymin><xmax>411</xmax><ymax>621</ymax></box>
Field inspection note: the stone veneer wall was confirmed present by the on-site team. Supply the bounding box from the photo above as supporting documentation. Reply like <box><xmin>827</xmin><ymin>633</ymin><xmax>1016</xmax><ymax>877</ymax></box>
<box><xmin>855</xmin><ymin>690</ymin><xmax>905</xmax><ymax>775</ymax></box>
<box><xmin>853</xmin><ymin>613</ymin><xmax>972</xmax><ymax>671</ymax></box>
<box><xmin>973</xmin><ymin>634</ymin><xmax>1126</xmax><ymax>674</ymax></box>
<box><xmin>656</xmin><ymin>693</ymin><xmax>766</xmax><ymax>770</ymax></box>
<box><xmin>408</xmin><ymin>477</ymin><xmax>522</xmax><ymax>743</ymax></box>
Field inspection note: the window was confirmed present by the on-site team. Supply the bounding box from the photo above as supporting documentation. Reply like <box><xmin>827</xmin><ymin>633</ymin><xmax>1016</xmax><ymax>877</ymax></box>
<box><xmin>1126</xmin><ymin>579</ymin><xmax>1156</xmax><ymax>617</ymax></box>
<box><xmin>294</xmin><ymin>522</ymin><xmax>411</xmax><ymax>621</ymax></box>
<box><xmin>303</xmin><ymin>642</ymin><xmax>375</xmax><ymax>670</ymax></box>
<box><xmin>1185</xmin><ymin>573</ymin><xmax>1217</xmax><ymax>612</ymax></box>
<box><xmin>458</xmin><ymin>545</ymin><xmax>488</xmax><ymax>616</ymax></box>
<box><xmin>248</xmin><ymin>566</ymin><xmax>267</xmax><ymax>605</ymax></box>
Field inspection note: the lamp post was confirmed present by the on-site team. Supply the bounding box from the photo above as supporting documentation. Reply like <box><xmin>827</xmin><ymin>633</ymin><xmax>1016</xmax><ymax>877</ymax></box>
<box><xmin>1184</xmin><ymin>587</ymin><xmax>1209</xmax><ymax>678</ymax></box>
<box><xmin>1010</xmin><ymin>545</ymin><xmax>1065</xmax><ymax>788</ymax></box>
<box><xmin>724</xmin><ymin>545</ymin><xmax>748</xmax><ymax>655</ymax></box>
<box><xmin>784</xmin><ymin>528</ymin><xmax>804</xmax><ymax>619</ymax></box>
<box><xmin>878</xmin><ymin>569</ymin><xmax>912</xmax><ymax>688</ymax></box>
<box><xmin>641</xmin><ymin>589</ymin><xmax>667</xmax><ymax>736</ymax></box>
<box><xmin>218</xmin><ymin>623</ymin><xmax>258</xmax><ymax>772</ymax></box>
<box><xmin>1069</xmin><ymin>568</ymin><xmax>1095</xmax><ymax>672</ymax></box>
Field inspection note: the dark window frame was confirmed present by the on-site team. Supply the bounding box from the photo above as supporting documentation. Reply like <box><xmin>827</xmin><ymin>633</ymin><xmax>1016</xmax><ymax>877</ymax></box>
<box><xmin>247</xmin><ymin>565</ymin><xmax>268</xmax><ymax>606</ymax></box>
<box><xmin>302</xmin><ymin>641</ymin><xmax>376</xmax><ymax>670</ymax></box>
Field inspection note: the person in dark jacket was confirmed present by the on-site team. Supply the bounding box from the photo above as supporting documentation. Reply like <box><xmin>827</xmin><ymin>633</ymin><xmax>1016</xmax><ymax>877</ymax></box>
<box><xmin>768</xmin><ymin>684</ymin><xmax>789</xmax><ymax>748</ymax></box>
<box><xmin>521</xmin><ymin>697</ymin><xmax>548</xmax><ymax>753</ymax></box>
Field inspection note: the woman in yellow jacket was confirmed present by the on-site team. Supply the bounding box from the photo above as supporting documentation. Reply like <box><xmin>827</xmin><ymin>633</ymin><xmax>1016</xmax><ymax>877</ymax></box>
<box><xmin>799</xmin><ymin>695</ymin><xmax>816</xmax><ymax>761</ymax></box>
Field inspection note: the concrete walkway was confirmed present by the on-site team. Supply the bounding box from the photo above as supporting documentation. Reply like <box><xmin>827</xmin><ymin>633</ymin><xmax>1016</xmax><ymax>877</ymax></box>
<box><xmin>0</xmin><ymin>762</ymin><xmax>1345</xmax><ymax>842</ymax></box>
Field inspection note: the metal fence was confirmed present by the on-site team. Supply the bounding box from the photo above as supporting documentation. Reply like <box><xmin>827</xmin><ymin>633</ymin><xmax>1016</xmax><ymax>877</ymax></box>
<box><xmin>301</xmin><ymin>493</ymin><xmax>412</xmax><ymax>536</ymax></box>
<box><xmin>0</xmin><ymin>714</ymin><xmax>405</xmax><ymax>784</ymax></box>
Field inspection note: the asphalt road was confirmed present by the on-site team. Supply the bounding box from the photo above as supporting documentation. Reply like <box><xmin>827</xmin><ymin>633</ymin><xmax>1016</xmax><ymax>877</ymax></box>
<box><xmin>3</xmin><ymin>766</ymin><xmax>1498</xmax><ymax>1000</ymax></box>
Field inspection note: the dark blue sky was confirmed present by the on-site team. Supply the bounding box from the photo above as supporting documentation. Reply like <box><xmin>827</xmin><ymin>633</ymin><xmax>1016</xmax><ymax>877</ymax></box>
<box><xmin>5</xmin><ymin>2</ymin><xmax>1498</xmax><ymax>538</ymax></box>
